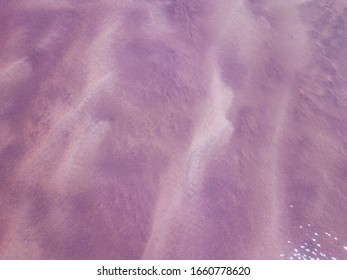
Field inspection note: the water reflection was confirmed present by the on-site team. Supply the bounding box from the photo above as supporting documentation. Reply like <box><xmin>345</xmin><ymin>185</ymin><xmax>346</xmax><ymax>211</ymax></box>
<box><xmin>281</xmin><ymin>222</ymin><xmax>347</xmax><ymax>260</ymax></box>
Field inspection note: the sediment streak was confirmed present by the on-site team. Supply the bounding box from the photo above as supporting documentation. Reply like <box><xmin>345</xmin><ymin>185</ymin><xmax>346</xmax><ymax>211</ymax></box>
<box><xmin>142</xmin><ymin>62</ymin><xmax>234</xmax><ymax>259</ymax></box>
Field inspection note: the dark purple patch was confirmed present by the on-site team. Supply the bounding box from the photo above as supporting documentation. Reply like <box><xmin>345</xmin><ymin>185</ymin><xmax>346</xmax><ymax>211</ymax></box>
<box><xmin>26</xmin><ymin>188</ymin><xmax>51</xmax><ymax>226</ymax></box>
<box><xmin>219</xmin><ymin>51</ymin><xmax>247</xmax><ymax>90</ymax></box>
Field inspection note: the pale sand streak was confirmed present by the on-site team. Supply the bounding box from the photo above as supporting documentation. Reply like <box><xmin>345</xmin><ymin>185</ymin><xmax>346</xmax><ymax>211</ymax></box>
<box><xmin>15</xmin><ymin>22</ymin><xmax>122</xmax><ymax>184</ymax></box>
<box><xmin>142</xmin><ymin>62</ymin><xmax>233</xmax><ymax>258</ymax></box>
<box><xmin>266</xmin><ymin>2</ymin><xmax>312</xmax><ymax>255</ymax></box>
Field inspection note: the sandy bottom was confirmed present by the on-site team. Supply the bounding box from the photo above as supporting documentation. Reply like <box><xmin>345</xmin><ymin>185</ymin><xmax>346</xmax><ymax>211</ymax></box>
<box><xmin>0</xmin><ymin>0</ymin><xmax>347</xmax><ymax>260</ymax></box>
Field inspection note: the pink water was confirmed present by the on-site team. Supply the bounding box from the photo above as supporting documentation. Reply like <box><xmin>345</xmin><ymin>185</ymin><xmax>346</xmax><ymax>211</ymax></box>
<box><xmin>0</xmin><ymin>0</ymin><xmax>346</xmax><ymax>260</ymax></box>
